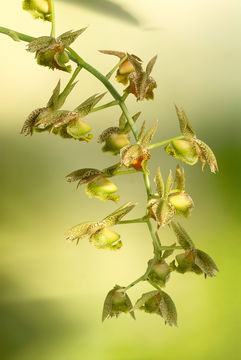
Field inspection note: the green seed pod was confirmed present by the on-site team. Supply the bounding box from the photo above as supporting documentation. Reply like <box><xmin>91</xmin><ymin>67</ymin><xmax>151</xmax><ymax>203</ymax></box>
<box><xmin>90</xmin><ymin>228</ymin><xmax>122</xmax><ymax>250</ymax></box>
<box><xmin>148</xmin><ymin>260</ymin><xmax>171</xmax><ymax>287</ymax></box>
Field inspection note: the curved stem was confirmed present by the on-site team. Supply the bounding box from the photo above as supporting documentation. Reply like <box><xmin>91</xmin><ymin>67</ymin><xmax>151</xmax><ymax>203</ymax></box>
<box><xmin>148</xmin><ymin>135</ymin><xmax>185</xmax><ymax>150</ymax></box>
<box><xmin>49</xmin><ymin>0</ymin><xmax>56</xmax><ymax>38</ymax></box>
<box><xmin>148</xmin><ymin>279</ymin><xmax>162</xmax><ymax>291</ymax></box>
<box><xmin>0</xmin><ymin>25</ymin><xmax>163</xmax><ymax>293</ymax></box>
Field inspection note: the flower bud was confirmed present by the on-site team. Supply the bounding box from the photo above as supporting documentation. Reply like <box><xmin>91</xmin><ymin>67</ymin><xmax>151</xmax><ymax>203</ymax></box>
<box><xmin>85</xmin><ymin>176</ymin><xmax>120</xmax><ymax>202</ymax></box>
<box><xmin>102</xmin><ymin>285</ymin><xmax>135</xmax><ymax>321</ymax></box>
<box><xmin>90</xmin><ymin>228</ymin><xmax>121</xmax><ymax>250</ymax></box>
<box><xmin>23</xmin><ymin>0</ymin><xmax>51</xmax><ymax>21</ymax></box>
<box><xmin>148</xmin><ymin>260</ymin><xmax>171</xmax><ymax>287</ymax></box>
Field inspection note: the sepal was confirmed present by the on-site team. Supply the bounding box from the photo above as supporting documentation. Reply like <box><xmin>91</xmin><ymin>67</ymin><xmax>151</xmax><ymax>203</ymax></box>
<box><xmin>102</xmin><ymin>202</ymin><xmax>137</xmax><ymax>227</ymax></box>
<box><xmin>75</xmin><ymin>93</ymin><xmax>106</xmax><ymax>117</ymax></box>
<box><xmin>171</xmin><ymin>222</ymin><xmax>195</xmax><ymax>249</ymax></box>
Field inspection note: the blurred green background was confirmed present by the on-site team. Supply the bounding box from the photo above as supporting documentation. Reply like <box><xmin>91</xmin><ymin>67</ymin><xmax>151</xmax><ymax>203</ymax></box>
<box><xmin>1</xmin><ymin>1</ymin><xmax>241</xmax><ymax>359</ymax></box>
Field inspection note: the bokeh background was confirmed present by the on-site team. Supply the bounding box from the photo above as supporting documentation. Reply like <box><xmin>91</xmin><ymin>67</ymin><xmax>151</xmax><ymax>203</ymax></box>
<box><xmin>1</xmin><ymin>1</ymin><xmax>241</xmax><ymax>359</ymax></box>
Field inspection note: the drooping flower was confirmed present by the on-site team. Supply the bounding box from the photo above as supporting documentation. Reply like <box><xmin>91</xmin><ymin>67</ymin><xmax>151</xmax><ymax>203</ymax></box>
<box><xmin>102</xmin><ymin>285</ymin><xmax>135</xmax><ymax>321</ymax></box>
<box><xmin>99</xmin><ymin>50</ymin><xmax>141</xmax><ymax>85</ymax></box>
<box><xmin>66</xmin><ymin>167</ymin><xmax>119</xmax><ymax>202</ymax></box>
<box><xmin>99</xmin><ymin>50</ymin><xmax>157</xmax><ymax>100</ymax></box>
<box><xmin>165</xmin><ymin>105</ymin><xmax>218</xmax><ymax>173</ymax></box>
<box><xmin>134</xmin><ymin>290</ymin><xmax>177</xmax><ymax>326</ymax></box>
<box><xmin>21</xmin><ymin>80</ymin><xmax>105</xmax><ymax>142</ymax></box>
<box><xmin>170</xmin><ymin>222</ymin><xmax>219</xmax><ymax>277</ymax></box>
<box><xmin>65</xmin><ymin>202</ymin><xmax>137</xmax><ymax>250</ymax></box>
<box><xmin>26</xmin><ymin>28</ymin><xmax>87</xmax><ymax>72</ymax></box>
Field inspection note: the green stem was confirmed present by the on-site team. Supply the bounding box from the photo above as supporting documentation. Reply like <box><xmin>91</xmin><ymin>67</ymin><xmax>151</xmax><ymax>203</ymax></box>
<box><xmin>122</xmin><ymin>275</ymin><xmax>145</xmax><ymax>292</ymax></box>
<box><xmin>67</xmin><ymin>47</ymin><xmax>122</xmax><ymax>102</ymax></box>
<box><xmin>0</xmin><ymin>26</ymin><xmax>34</xmax><ymax>42</ymax></box>
<box><xmin>159</xmin><ymin>245</ymin><xmax>182</xmax><ymax>250</ymax></box>
<box><xmin>123</xmin><ymin>254</ymin><xmax>158</xmax><ymax>292</ymax></box>
<box><xmin>106</xmin><ymin>55</ymin><xmax>127</xmax><ymax>80</ymax></box>
<box><xmin>148</xmin><ymin>279</ymin><xmax>162</xmax><ymax>291</ymax></box>
<box><xmin>118</xmin><ymin>218</ymin><xmax>147</xmax><ymax>225</ymax></box>
<box><xmin>148</xmin><ymin>135</ymin><xmax>185</xmax><ymax>150</ymax></box>
<box><xmin>58</xmin><ymin>65</ymin><xmax>82</xmax><ymax>104</ymax></box>
<box><xmin>114</xmin><ymin>169</ymin><xmax>138</xmax><ymax>176</ymax></box>
<box><xmin>90</xmin><ymin>100</ymin><xmax>118</xmax><ymax>113</ymax></box>
<box><xmin>49</xmin><ymin>0</ymin><xmax>56</xmax><ymax>38</ymax></box>
<box><xmin>146</xmin><ymin>219</ymin><xmax>161</xmax><ymax>253</ymax></box>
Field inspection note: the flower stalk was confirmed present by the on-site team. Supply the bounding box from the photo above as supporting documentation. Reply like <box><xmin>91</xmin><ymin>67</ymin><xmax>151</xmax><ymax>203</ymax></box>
<box><xmin>0</xmin><ymin>1</ymin><xmax>219</xmax><ymax>325</ymax></box>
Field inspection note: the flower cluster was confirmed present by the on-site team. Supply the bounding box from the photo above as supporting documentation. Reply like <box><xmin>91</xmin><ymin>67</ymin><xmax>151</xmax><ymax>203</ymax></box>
<box><xmin>26</xmin><ymin>28</ymin><xmax>87</xmax><ymax>72</ymax></box>
<box><xmin>6</xmin><ymin>0</ymin><xmax>220</xmax><ymax>326</ymax></box>
<box><xmin>65</xmin><ymin>202</ymin><xmax>136</xmax><ymax>250</ymax></box>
